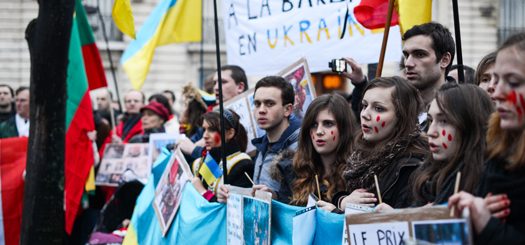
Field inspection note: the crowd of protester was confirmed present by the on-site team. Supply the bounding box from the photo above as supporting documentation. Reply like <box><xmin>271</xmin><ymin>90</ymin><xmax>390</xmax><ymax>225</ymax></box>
<box><xmin>6</xmin><ymin>21</ymin><xmax>523</xmax><ymax>244</ymax></box>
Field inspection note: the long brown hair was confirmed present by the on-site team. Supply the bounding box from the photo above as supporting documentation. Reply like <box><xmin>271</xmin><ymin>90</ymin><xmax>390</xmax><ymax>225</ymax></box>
<box><xmin>355</xmin><ymin>76</ymin><xmax>426</xmax><ymax>153</ymax></box>
<box><xmin>291</xmin><ymin>94</ymin><xmax>357</xmax><ymax>205</ymax></box>
<box><xmin>485</xmin><ymin>32</ymin><xmax>525</xmax><ymax>170</ymax></box>
<box><xmin>412</xmin><ymin>83</ymin><xmax>494</xmax><ymax>202</ymax></box>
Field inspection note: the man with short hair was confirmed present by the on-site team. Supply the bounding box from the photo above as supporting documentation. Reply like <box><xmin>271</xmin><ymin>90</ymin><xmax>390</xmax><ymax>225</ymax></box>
<box><xmin>0</xmin><ymin>84</ymin><xmax>15</xmax><ymax>122</ymax></box>
<box><xmin>345</xmin><ymin>22</ymin><xmax>455</xmax><ymax>128</ymax></box>
<box><xmin>113</xmin><ymin>90</ymin><xmax>145</xmax><ymax>142</ymax></box>
<box><xmin>250</xmin><ymin>76</ymin><xmax>300</xmax><ymax>203</ymax></box>
<box><xmin>0</xmin><ymin>86</ymin><xmax>30</xmax><ymax>138</ymax></box>
<box><xmin>95</xmin><ymin>89</ymin><xmax>121</xmax><ymax>127</ymax></box>
<box><xmin>402</xmin><ymin>22</ymin><xmax>455</xmax><ymax>105</ymax></box>
<box><xmin>212</xmin><ymin>65</ymin><xmax>249</xmax><ymax>103</ymax></box>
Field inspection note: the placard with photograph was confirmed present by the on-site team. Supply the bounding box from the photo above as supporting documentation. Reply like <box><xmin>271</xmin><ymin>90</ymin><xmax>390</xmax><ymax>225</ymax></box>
<box><xmin>226</xmin><ymin>190</ymin><xmax>272</xmax><ymax>245</ymax></box>
<box><xmin>412</xmin><ymin>219</ymin><xmax>472</xmax><ymax>244</ymax></box>
<box><xmin>277</xmin><ymin>57</ymin><xmax>317</xmax><ymax>120</ymax></box>
<box><xmin>153</xmin><ymin>148</ymin><xmax>193</xmax><ymax>236</ymax></box>
<box><xmin>148</xmin><ymin>133</ymin><xmax>180</xmax><ymax>169</ymax></box>
<box><xmin>96</xmin><ymin>143</ymin><xmax>150</xmax><ymax>186</ymax></box>
<box><xmin>222</xmin><ymin>91</ymin><xmax>258</xmax><ymax>153</ymax></box>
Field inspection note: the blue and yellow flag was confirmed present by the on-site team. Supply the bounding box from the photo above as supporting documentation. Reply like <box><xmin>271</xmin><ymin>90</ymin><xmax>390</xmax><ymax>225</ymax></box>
<box><xmin>120</xmin><ymin>0</ymin><xmax>202</xmax><ymax>90</ymax></box>
<box><xmin>198</xmin><ymin>153</ymin><xmax>222</xmax><ymax>185</ymax></box>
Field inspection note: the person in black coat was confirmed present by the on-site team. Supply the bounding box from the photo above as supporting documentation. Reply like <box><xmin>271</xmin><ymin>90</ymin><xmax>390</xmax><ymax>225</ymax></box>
<box><xmin>336</xmin><ymin>76</ymin><xmax>429</xmax><ymax>210</ymax></box>
<box><xmin>410</xmin><ymin>83</ymin><xmax>493</xmax><ymax>206</ymax></box>
<box><xmin>448</xmin><ymin>32</ymin><xmax>525</xmax><ymax>244</ymax></box>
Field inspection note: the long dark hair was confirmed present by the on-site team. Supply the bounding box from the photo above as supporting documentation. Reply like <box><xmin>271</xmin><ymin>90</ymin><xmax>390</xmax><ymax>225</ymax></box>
<box><xmin>202</xmin><ymin>109</ymin><xmax>248</xmax><ymax>152</ymax></box>
<box><xmin>291</xmin><ymin>94</ymin><xmax>357</xmax><ymax>205</ymax></box>
<box><xmin>356</xmin><ymin>76</ymin><xmax>425</xmax><ymax>152</ymax></box>
<box><xmin>412</xmin><ymin>83</ymin><xmax>493</xmax><ymax>202</ymax></box>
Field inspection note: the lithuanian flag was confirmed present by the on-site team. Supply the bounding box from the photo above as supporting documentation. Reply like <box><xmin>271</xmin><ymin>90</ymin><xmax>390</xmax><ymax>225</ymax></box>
<box><xmin>64</xmin><ymin>0</ymin><xmax>97</xmax><ymax>234</ymax></box>
<box><xmin>76</xmin><ymin>0</ymin><xmax>107</xmax><ymax>90</ymax></box>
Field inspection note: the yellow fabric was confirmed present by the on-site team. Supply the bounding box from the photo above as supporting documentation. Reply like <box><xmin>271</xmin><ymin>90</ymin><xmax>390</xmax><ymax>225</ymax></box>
<box><xmin>122</xmin><ymin>223</ymin><xmax>138</xmax><ymax>245</ymax></box>
<box><xmin>85</xmin><ymin>166</ymin><xmax>95</xmax><ymax>192</ymax></box>
<box><xmin>123</xmin><ymin>0</ymin><xmax>202</xmax><ymax>90</ymax></box>
<box><xmin>397</xmin><ymin>0</ymin><xmax>432</xmax><ymax>34</ymax></box>
<box><xmin>112</xmin><ymin>0</ymin><xmax>136</xmax><ymax>39</ymax></box>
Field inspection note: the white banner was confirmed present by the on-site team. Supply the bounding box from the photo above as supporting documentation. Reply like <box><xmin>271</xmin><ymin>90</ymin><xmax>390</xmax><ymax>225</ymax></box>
<box><xmin>222</xmin><ymin>0</ymin><xmax>403</xmax><ymax>75</ymax></box>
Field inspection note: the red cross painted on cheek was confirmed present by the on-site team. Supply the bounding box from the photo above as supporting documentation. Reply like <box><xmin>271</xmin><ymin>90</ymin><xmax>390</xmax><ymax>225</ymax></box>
<box><xmin>331</xmin><ymin>131</ymin><xmax>336</xmax><ymax>141</ymax></box>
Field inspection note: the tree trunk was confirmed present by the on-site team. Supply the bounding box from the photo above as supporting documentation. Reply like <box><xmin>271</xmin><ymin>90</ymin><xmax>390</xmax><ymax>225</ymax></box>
<box><xmin>21</xmin><ymin>0</ymin><xmax>74</xmax><ymax>244</ymax></box>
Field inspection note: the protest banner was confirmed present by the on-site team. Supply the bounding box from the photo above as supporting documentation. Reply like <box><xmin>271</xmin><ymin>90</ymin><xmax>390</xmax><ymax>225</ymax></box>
<box><xmin>345</xmin><ymin>206</ymin><xmax>472</xmax><ymax>244</ymax></box>
<box><xmin>153</xmin><ymin>148</ymin><xmax>192</xmax><ymax>236</ymax></box>
<box><xmin>95</xmin><ymin>143</ymin><xmax>150</xmax><ymax>186</ymax></box>
<box><xmin>221</xmin><ymin>0</ymin><xmax>402</xmax><ymax>75</ymax></box>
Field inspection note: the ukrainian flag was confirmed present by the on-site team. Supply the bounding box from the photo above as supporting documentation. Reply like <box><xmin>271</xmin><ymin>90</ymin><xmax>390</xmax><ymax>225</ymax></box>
<box><xmin>120</xmin><ymin>0</ymin><xmax>202</xmax><ymax>90</ymax></box>
<box><xmin>198</xmin><ymin>153</ymin><xmax>222</xmax><ymax>186</ymax></box>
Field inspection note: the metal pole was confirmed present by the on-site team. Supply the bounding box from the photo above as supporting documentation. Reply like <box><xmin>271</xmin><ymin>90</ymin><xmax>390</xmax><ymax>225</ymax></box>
<box><xmin>96</xmin><ymin>0</ymin><xmax>123</xmax><ymax>112</ymax></box>
<box><xmin>452</xmin><ymin>0</ymin><xmax>465</xmax><ymax>83</ymax></box>
<box><xmin>212</xmin><ymin>0</ymin><xmax>228</xmax><ymax>184</ymax></box>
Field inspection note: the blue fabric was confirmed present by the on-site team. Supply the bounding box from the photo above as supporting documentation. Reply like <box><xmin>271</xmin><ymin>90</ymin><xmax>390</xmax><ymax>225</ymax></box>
<box><xmin>128</xmin><ymin>148</ymin><xmax>345</xmax><ymax>244</ymax></box>
<box><xmin>314</xmin><ymin>209</ymin><xmax>345</xmax><ymax>245</ymax></box>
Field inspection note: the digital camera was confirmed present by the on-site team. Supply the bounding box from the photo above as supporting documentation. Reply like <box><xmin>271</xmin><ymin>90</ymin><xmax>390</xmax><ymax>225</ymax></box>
<box><xmin>328</xmin><ymin>59</ymin><xmax>348</xmax><ymax>73</ymax></box>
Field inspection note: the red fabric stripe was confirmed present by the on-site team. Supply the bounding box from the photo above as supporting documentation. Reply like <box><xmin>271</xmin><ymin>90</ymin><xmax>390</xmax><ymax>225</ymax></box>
<box><xmin>65</xmin><ymin>92</ymin><xmax>95</xmax><ymax>233</ymax></box>
<box><xmin>81</xmin><ymin>44</ymin><xmax>107</xmax><ymax>90</ymax></box>
<box><xmin>0</xmin><ymin>137</ymin><xmax>28</xmax><ymax>245</ymax></box>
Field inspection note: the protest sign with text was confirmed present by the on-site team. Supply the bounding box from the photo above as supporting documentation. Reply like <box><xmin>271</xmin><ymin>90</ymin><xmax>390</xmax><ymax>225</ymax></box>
<box><xmin>222</xmin><ymin>0</ymin><xmax>402</xmax><ymax>75</ymax></box>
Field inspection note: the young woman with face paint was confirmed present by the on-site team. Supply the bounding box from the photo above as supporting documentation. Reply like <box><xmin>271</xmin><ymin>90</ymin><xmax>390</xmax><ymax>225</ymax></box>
<box><xmin>411</xmin><ymin>83</ymin><xmax>493</xmax><ymax>206</ymax></box>
<box><xmin>336</xmin><ymin>76</ymin><xmax>429</xmax><ymax>210</ymax></box>
<box><xmin>448</xmin><ymin>32</ymin><xmax>525</xmax><ymax>244</ymax></box>
<box><xmin>190</xmin><ymin>110</ymin><xmax>254</xmax><ymax>202</ymax></box>
<box><xmin>287</xmin><ymin>94</ymin><xmax>357</xmax><ymax>210</ymax></box>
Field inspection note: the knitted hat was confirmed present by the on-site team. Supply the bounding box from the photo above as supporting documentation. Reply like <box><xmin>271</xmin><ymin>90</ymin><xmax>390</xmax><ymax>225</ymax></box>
<box><xmin>140</xmin><ymin>101</ymin><xmax>170</xmax><ymax>121</ymax></box>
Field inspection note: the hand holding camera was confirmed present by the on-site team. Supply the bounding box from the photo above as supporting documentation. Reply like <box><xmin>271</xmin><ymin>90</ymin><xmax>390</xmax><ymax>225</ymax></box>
<box><xmin>329</xmin><ymin>57</ymin><xmax>365</xmax><ymax>85</ymax></box>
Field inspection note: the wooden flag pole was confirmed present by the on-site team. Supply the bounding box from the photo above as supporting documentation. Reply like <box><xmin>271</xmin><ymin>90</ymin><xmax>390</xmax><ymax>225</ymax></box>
<box><xmin>375</xmin><ymin>0</ymin><xmax>396</xmax><ymax>78</ymax></box>
<box><xmin>212</xmin><ymin>0</ymin><xmax>228</xmax><ymax>184</ymax></box>
<box><xmin>452</xmin><ymin>0</ymin><xmax>465</xmax><ymax>83</ymax></box>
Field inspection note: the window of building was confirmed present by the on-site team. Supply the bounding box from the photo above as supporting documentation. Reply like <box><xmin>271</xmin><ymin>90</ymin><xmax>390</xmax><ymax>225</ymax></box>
<box><xmin>499</xmin><ymin>0</ymin><xmax>525</xmax><ymax>45</ymax></box>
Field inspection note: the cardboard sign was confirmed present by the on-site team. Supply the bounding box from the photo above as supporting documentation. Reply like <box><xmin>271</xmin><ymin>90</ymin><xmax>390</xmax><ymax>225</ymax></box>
<box><xmin>153</xmin><ymin>148</ymin><xmax>193</xmax><ymax>236</ymax></box>
<box><xmin>345</xmin><ymin>206</ymin><xmax>472</xmax><ymax>245</ymax></box>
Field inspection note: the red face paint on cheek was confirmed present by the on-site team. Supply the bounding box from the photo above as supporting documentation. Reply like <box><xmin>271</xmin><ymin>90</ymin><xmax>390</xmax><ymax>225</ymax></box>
<box><xmin>508</xmin><ymin>91</ymin><xmax>518</xmax><ymax>105</ymax></box>
<box><xmin>448</xmin><ymin>134</ymin><xmax>453</xmax><ymax>141</ymax></box>
<box><xmin>376</xmin><ymin>115</ymin><xmax>381</xmax><ymax>122</ymax></box>
<box><xmin>214</xmin><ymin>133</ymin><xmax>221</xmax><ymax>145</ymax></box>
<box><xmin>381</xmin><ymin>121</ymin><xmax>386</xmax><ymax>128</ymax></box>
<box><xmin>442</xmin><ymin>143</ymin><xmax>448</xmax><ymax>149</ymax></box>
<box><xmin>441</xmin><ymin>129</ymin><xmax>446</xmax><ymax>137</ymax></box>
<box><xmin>374</xmin><ymin>126</ymin><xmax>379</xmax><ymax>133</ymax></box>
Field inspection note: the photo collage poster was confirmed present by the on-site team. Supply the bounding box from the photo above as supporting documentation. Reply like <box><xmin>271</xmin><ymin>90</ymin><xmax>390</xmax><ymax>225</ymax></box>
<box><xmin>95</xmin><ymin>143</ymin><xmax>150</xmax><ymax>186</ymax></box>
